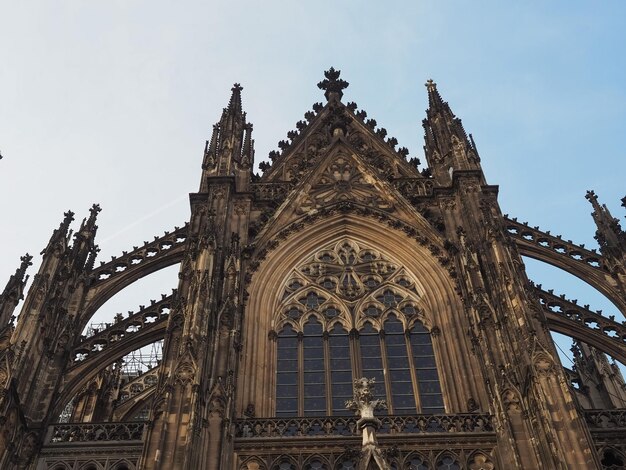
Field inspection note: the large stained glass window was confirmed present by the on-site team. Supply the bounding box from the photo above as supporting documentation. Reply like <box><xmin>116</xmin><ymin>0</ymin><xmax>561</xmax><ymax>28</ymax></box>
<box><xmin>274</xmin><ymin>239</ymin><xmax>445</xmax><ymax>416</ymax></box>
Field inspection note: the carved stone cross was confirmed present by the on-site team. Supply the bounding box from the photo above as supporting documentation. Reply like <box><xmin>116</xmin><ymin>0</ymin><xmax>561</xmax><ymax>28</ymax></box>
<box><xmin>317</xmin><ymin>67</ymin><xmax>349</xmax><ymax>101</ymax></box>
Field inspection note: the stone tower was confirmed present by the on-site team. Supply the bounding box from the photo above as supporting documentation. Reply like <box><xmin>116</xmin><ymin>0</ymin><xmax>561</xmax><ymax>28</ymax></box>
<box><xmin>0</xmin><ymin>69</ymin><xmax>625</xmax><ymax>469</ymax></box>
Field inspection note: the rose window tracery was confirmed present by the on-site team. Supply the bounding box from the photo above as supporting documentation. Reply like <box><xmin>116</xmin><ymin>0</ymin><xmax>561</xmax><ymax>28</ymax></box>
<box><xmin>274</xmin><ymin>239</ymin><xmax>444</xmax><ymax>417</ymax></box>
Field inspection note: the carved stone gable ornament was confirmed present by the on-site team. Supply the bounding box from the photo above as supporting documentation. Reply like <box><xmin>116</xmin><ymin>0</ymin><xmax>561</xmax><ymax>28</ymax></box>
<box><xmin>298</xmin><ymin>153</ymin><xmax>394</xmax><ymax>214</ymax></box>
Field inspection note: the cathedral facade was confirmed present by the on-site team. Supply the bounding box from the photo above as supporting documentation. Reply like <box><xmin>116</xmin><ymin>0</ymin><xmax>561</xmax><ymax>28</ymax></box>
<box><xmin>0</xmin><ymin>69</ymin><xmax>625</xmax><ymax>469</ymax></box>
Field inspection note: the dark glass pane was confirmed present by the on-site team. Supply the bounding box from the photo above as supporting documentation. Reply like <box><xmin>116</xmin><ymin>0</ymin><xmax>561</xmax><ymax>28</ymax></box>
<box><xmin>416</xmin><ymin>369</ymin><xmax>439</xmax><ymax>381</ymax></box>
<box><xmin>277</xmin><ymin>462</ymin><xmax>297</xmax><ymax>470</ymax></box>
<box><xmin>304</xmin><ymin>397</ymin><xmax>326</xmax><ymax>413</ymax></box>
<box><xmin>330</xmin><ymin>339</ymin><xmax>350</xmax><ymax>350</ymax></box>
<box><xmin>323</xmin><ymin>307</ymin><xmax>338</xmax><ymax>317</ymax></box>
<box><xmin>361</xmin><ymin>357</ymin><xmax>383</xmax><ymax>369</ymax></box>
<box><xmin>304</xmin><ymin>371</ymin><xmax>325</xmax><ymax>383</ymax></box>
<box><xmin>402</xmin><ymin>306</ymin><xmax>416</xmax><ymax>315</ymax></box>
<box><xmin>421</xmin><ymin>394</ymin><xmax>445</xmax><ymax>408</ymax></box>
<box><xmin>411</xmin><ymin>323</ymin><xmax>444</xmax><ymax>413</ymax></box>
<box><xmin>436</xmin><ymin>455</ymin><xmax>460</xmax><ymax>470</ymax></box>
<box><xmin>333</xmin><ymin>395</ymin><xmax>354</xmax><ymax>416</ymax></box>
<box><xmin>361</xmin><ymin>344</ymin><xmax>383</xmax><ymax>357</ymax></box>
<box><xmin>332</xmin><ymin>383</ymin><xmax>353</xmax><ymax>395</ymax></box>
<box><xmin>331</xmin><ymin>370</ymin><xmax>352</xmax><ymax>382</ymax></box>
<box><xmin>306</xmin><ymin>459</ymin><xmax>326</xmax><ymax>470</ymax></box>
<box><xmin>303</xmin><ymin>317</ymin><xmax>323</xmax><ymax>334</ymax></box>
<box><xmin>390</xmin><ymin>369</ymin><xmax>412</xmax><ymax>382</ymax></box>
<box><xmin>277</xmin><ymin>347</ymin><xmax>298</xmax><ymax>359</ymax></box>
<box><xmin>331</xmin><ymin>358</ymin><xmax>350</xmax><ymax>368</ymax></box>
<box><xmin>412</xmin><ymin>344</ymin><xmax>434</xmax><ymax>356</ymax></box>
<box><xmin>280</xmin><ymin>325</ymin><xmax>297</xmax><ymax>336</ymax></box>
<box><xmin>419</xmin><ymin>381</ymin><xmax>442</xmax><ymax>394</ymax></box>
<box><xmin>385</xmin><ymin>316</ymin><xmax>416</xmax><ymax>413</ymax></box>
<box><xmin>386</xmin><ymin>344</ymin><xmax>408</xmax><ymax>357</ymax></box>
<box><xmin>388</xmin><ymin>356</ymin><xmax>410</xmax><ymax>368</ymax></box>
<box><xmin>276</xmin><ymin>385</ymin><xmax>297</xmax><ymax>398</ymax></box>
<box><xmin>385</xmin><ymin>333</ymin><xmax>406</xmax><ymax>345</ymax></box>
<box><xmin>416</xmin><ymin>356</ymin><xmax>436</xmax><ymax>368</ymax></box>
<box><xmin>410</xmin><ymin>335</ymin><xmax>432</xmax><ymax>347</ymax></box>
<box><xmin>279</xmin><ymin>336</ymin><xmax>298</xmax><ymax>348</ymax></box>
<box><xmin>330</xmin><ymin>326</ymin><xmax>352</xmax><ymax>415</ymax></box>
<box><xmin>384</xmin><ymin>316</ymin><xmax>404</xmax><ymax>333</ymax></box>
<box><xmin>407</xmin><ymin>456</ymin><xmax>428</xmax><ymax>470</ymax></box>
<box><xmin>339</xmin><ymin>460</ymin><xmax>356</xmax><ymax>470</ymax></box>
<box><xmin>304</xmin><ymin>359</ymin><xmax>324</xmax><ymax>370</ymax></box>
<box><xmin>276</xmin><ymin>398</ymin><xmax>297</xmax><ymax>412</ymax></box>
<box><xmin>304</xmin><ymin>383</ymin><xmax>325</xmax><ymax>396</ymax></box>
<box><xmin>277</xmin><ymin>360</ymin><xmax>298</xmax><ymax>372</ymax></box>
<box><xmin>276</xmin><ymin>324</ymin><xmax>300</xmax><ymax>415</ymax></box>
<box><xmin>303</xmin><ymin>341</ymin><xmax>324</xmax><ymax>353</ymax></box>
<box><xmin>365</xmin><ymin>306</ymin><xmax>381</xmax><ymax>317</ymax></box>
<box><xmin>277</xmin><ymin>373</ymin><xmax>297</xmax><ymax>385</ymax></box>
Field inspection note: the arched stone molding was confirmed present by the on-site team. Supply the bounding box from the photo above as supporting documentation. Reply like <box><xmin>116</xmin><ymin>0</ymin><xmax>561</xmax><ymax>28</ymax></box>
<box><xmin>78</xmin><ymin>461</ymin><xmax>104</xmax><ymax>470</ymax></box>
<box><xmin>113</xmin><ymin>385</ymin><xmax>156</xmax><ymax>422</ymax></box>
<box><xmin>545</xmin><ymin>312</ymin><xmax>626</xmax><ymax>365</ymax></box>
<box><xmin>51</xmin><ymin>330</ymin><xmax>165</xmax><ymax>420</ymax></box>
<box><xmin>467</xmin><ymin>451</ymin><xmax>495</xmax><ymax>470</ymax></box>
<box><xmin>239</xmin><ymin>457</ymin><xmax>267</xmax><ymax>470</ymax></box>
<box><xmin>515</xmin><ymin>241</ymin><xmax>626</xmax><ymax>314</ymax></box>
<box><xmin>80</xmin><ymin>251</ymin><xmax>184</xmax><ymax>330</ymax></box>
<box><xmin>238</xmin><ymin>213</ymin><xmax>485</xmax><ymax>417</ymax></box>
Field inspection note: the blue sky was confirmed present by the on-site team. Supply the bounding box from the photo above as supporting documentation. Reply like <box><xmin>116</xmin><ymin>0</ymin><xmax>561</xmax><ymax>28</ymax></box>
<box><xmin>1</xmin><ymin>2</ymin><xmax>625</xmax><ymax>374</ymax></box>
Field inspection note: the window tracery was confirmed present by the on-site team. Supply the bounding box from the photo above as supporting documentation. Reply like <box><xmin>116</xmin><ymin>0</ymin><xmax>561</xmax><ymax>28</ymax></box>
<box><xmin>274</xmin><ymin>239</ymin><xmax>444</xmax><ymax>417</ymax></box>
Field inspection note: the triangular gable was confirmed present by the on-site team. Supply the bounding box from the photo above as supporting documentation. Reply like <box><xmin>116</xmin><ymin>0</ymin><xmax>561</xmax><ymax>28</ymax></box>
<box><xmin>252</xmin><ymin>136</ymin><xmax>441</xmax><ymax>247</ymax></box>
<box><xmin>260</xmin><ymin>99</ymin><xmax>423</xmax><ymax>184</ymax></box>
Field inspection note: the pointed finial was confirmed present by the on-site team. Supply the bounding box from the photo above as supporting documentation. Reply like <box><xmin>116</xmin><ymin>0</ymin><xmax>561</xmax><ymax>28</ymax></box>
<box><xmin>63</xmin><ymin>210</ymin><xmax>75</xmax><ymax>227</ymax></box>
<box><xmin>226</xmin><ymin>83</ymin><xmax>244</xmax><ymax>116</ymax></box>
<box><xmin>18</xmin><ymin>254</ymin><xmax>33</xmax><ymax>277</ymax></box>
<box><xmin>585</xmin><ymin>190</ymin><xmax>602</xmax><ymax>213</ymax></box>
<box><xmin>585</xmin><ymin>190</ymin><xmax>598</xmax><ymax>203</ymax></box>
<box><xmin>230</xmin><ymin>83</ymin><xmax>243</xmax><ymax>99</ymax></box>
<box><xmin>85</xmin><ymin>203</ymin><xmax>101</xmax><ymax>230</ymax></box>
<box><xmin>425</xmin><ymin>78</ymin><xmax>446</xmax><ymax>109</ymax></box>
<box><xmin>89</xmin><ymin>203</ymin><xmax>102</xmax><ymax>219</ymax></box>
<box><xmin>317</xmin><ymin>67</ymin><xmax>349</xmax><ymax>101</ymax></box>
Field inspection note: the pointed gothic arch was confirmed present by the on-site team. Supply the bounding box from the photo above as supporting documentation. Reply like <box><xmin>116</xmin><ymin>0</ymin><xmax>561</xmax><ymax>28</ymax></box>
<box><xmin>239</xmin><ymin>213</ymin><xmax>486</xmax><ymax>417</ymax></box>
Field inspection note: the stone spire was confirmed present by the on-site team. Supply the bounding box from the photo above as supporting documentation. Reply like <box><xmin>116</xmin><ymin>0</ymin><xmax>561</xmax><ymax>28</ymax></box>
<box><xmin>585</xmin><ymin>190</ymin><xmax>626</xmax><ymax>262</ymax></box>
<box><xmin>200</xmin><ymin>83</ymin><xmax>253</xmax><ymax>189</ymax></box>
<box><xmin>41</xmin><ymin>210</ymin><xmax>74</xmax><ymax>257</ymax></box>
<box><xmin>0</xmin><ymin>253</ymin><xmax>32</xmax><ymax>328</ymax></box>
<box><xmin>70</xmin><ymin>204</ymin><xmax>101</xmax><ymax>272</ymax></box>
<box><xmin>346</xmin><ymin>378</ymin><xmax>391</xmax><ymax>470</ymax></box>
<box><xmin>422</xmin><ymin>80</ymin><xmax>481</xmax><ymax>186</ymax></box>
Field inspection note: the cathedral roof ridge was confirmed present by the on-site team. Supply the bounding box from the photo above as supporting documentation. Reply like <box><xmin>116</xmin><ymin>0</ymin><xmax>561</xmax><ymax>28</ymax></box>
<box><xmin>257</xmin><ymin>69</ymin><xmax>422</xmax><ymax>181</ymax></box>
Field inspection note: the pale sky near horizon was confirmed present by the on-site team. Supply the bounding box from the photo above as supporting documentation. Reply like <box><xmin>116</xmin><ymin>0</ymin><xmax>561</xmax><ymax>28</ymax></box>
<box><xmin>1</xmin><ymin>2</ymin><xmax>625</xmax><ymax>373</ymax></box>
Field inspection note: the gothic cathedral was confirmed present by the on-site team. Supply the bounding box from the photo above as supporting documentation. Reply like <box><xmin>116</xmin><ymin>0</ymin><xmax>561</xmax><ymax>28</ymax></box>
<box><xmin>1</xmin><ymin>69</ymin><xmax>625</xmax><ymax>469</ymax></box>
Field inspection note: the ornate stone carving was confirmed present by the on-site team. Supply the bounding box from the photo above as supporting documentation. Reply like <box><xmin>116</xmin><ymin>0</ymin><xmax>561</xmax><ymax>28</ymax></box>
<box><xmin>298</xmin><ymin>154</ymin><xmax>394</xmax><ymax>213</ymax></box>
